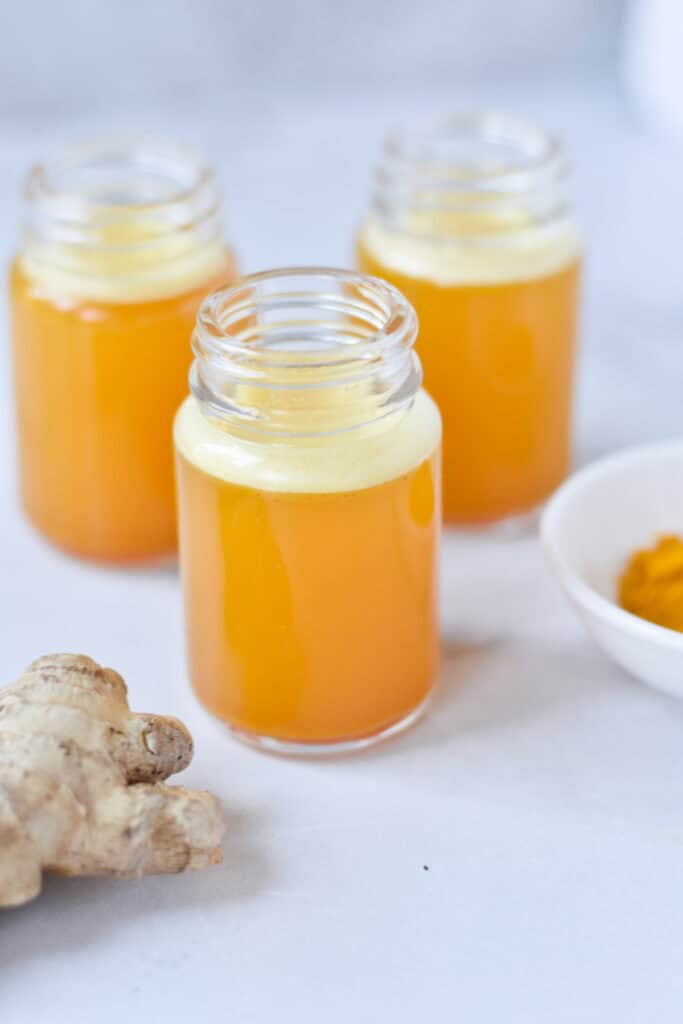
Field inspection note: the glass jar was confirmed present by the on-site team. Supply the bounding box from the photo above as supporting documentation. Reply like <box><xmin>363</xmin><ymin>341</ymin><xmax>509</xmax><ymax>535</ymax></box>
<box><xmin>357</xmin><ymin>112</ymin><xmax>581</xmax><ymax>528</ymax></box>
<box><xmin>10</xmin><ymin>140</ymin><xmax>237</xmax><ymax>563</ymax></box>
<box><xmin>174</xmin><ymin>268</ymin><xmax>442</xmax><ymax>754</ymax></box>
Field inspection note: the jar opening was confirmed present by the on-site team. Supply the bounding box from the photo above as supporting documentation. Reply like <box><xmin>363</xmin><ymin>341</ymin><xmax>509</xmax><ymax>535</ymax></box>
<box><xmin>20</xmin><ymin>139</ymin><xmax>226</xmax><ymax>303</ymax></box>
<box><xmin>383</xmin><ymin>112</ymin><xmax>564</xmax><ymax>189</ymax></box>
<box><xmin>28</xmin><ymin>139</ymin><xmax>212</xmax><ymax>212</ymax></box>
<box><xmin>191</xmin><ymin>268</ymin><xmax>421</xmax><ymax>437</ymax></box>
<box><xmin>374</xmin><ymin>111</ymin><xmax>569</xmax><ymax>238</ymax></box>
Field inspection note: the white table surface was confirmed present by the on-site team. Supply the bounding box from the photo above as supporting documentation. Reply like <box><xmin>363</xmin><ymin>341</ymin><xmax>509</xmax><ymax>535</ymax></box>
<box><xmin>3</xmin><ymin>73</ymin><xmax>683</xmax><ymax>1022</ymax></box>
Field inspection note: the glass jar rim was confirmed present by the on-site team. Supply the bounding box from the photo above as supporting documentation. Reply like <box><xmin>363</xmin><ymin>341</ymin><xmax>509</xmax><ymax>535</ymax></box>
<box><xmin>26</xmin><ymin>138</ymin><xmax>216</xmax><ymax>215</ymax></box>
<box><xmin>195</xmin><ymin>266</ymin><xmax>418</xmax><ymax>366</ymax></box>
<box><xmin>20</xmin><ymin>135</ymin><xmax>225</xmax><ymax>284</ymax></box>
<box><xmin>191</xmin><ymin>267</ymin><xmax>422</xmax><ymax>438</ymax></box>
<box><xmin>380</xmin><ymin>110</ymin><xmax>567</xmax><ymax>194</ymax></box>
<box><xmin>19</xmin><ymin>138</ymin><xmax>227</xmax><ymax>303</ymax></box>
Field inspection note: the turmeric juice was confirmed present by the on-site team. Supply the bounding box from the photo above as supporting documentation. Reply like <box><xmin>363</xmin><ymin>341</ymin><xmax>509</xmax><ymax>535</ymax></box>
<box><xmin>175</xmin><ymin>269</ymin><xmax>441</xmax><ymax>752</ymax></box>
<box><xmin>358</xmin><ymin>114</ymin><xmax>581</xmax><ymax>525</ymax></box>
<box><xmin>10</xmin><ymin>141</ymin><xmax>235</xmax><ymax>563</ymax></box>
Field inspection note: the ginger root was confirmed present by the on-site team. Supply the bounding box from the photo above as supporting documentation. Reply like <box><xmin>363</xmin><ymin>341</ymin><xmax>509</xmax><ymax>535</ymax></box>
<box><xmin>0</xmin><ymin>654</ymin><xmax>225</xmax><ymax>908</ymax></box>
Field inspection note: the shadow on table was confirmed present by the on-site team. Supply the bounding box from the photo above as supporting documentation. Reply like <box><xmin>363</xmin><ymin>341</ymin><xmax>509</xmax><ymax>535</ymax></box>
<box><xmin>428</xmin><ymin>636</ymin><xmax>602</xmax><ymax>738</ymax></box>
<box><xmin>0</xmin><ymin>801</ymin><xmax>271</xmax><ymax>967</ymax></box>
<box><xmin>311</xmin><ymin>633</ymin><xmax>631</xmax><ymax>768</ymax></box>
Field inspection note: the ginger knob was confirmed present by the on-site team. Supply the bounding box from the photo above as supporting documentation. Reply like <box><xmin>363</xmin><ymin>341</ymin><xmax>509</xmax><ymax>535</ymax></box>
<box><xmin>0</xmin><ymin>654</ymin><xmax>225</xmax><ymax>908</ymax></box>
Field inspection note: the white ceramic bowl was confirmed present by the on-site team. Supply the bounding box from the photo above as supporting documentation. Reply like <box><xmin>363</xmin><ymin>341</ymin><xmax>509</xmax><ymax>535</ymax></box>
<box><xmin>540</xmin><ymin>441</ymin><xmax>683</xmax><ymax>698</ymax></box>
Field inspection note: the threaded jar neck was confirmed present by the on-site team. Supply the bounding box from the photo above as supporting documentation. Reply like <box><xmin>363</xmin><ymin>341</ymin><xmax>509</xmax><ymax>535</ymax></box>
<box><xmin>372</xmin><ymin>111</ymin><xmax>570</xmax><ymax>240</ymax></box>
<box><xmin>20</xmin><ymin>139</ymin><xmax>225</xmax><ymax>302</ymax></box>
<box><xmin>191</xmin><ymin>268</ymin><xmax>422</xmax><ymax>438</ymax></box>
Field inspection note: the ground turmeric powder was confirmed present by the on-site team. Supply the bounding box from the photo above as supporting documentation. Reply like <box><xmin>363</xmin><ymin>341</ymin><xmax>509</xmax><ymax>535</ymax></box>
<box><xmin>619</xmin><ymin>534</ymin><xmax>683</xmax><ymax>632</ymax></box>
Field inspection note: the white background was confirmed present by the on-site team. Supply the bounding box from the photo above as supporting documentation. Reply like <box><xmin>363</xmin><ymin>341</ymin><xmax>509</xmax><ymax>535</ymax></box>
<box><xmin>3</xmin><ymin>2</ymin><xmax>683</xmax><ymax>1021</ymax></box>
<box><xmin>1</xmin><ymin>0</ymin><xmax>624</xmax><ymax>112</ymax></box>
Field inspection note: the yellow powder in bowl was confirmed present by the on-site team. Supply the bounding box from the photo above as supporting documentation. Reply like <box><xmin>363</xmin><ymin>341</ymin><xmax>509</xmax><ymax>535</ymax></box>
<box><xmin>619</xmin><ymin>534</ymin><xmax>683</xmax><ymax>632</ymax></box>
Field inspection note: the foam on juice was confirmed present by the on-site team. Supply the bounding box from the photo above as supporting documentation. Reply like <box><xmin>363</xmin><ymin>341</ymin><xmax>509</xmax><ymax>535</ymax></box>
<box><xmin>173</xmin><ymin>389</ymin><xmax>442</xmax><ymax>495</ymax></box>
<box><xmin>21</xmin><ymin>213</ymin><xmax>227</xmax><ymax>304</ymax></box>
<box><xmin>359</xmin><ymin>209</ymin><xmax>580</xmax><ymax>287</ymax></box>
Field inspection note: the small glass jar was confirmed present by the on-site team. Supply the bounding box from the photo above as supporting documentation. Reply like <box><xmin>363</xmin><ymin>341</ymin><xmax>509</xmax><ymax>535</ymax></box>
<box><xmin>357</xmin><ymin>112</ymin><xmax>581</xmax><ymax>528</ymax></box>
<box><xmin>10</xmin><ymin>140</ymin><xmax>237</xmax><ymax>563</ymax></box>
<box><xmin>174</xmin><ymin>268</ymin><xmax>442</xmax><ymax>754</ymax></box>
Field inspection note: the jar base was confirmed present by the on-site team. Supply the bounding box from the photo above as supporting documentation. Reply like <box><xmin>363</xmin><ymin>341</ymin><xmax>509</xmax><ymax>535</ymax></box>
<box><xmin>215</xmin><ymin>693</ymin><xmax>433</xmax><ymax>758</ymax></box>
<box><xmin>445</xmin><ymin>504</ymin><xmax>542</xmax><ymax>538</ymax></box>
<box><xmin>23</xmin><ymin>510</ymin><xmax>178</xmax><ymax>568</ymax></box>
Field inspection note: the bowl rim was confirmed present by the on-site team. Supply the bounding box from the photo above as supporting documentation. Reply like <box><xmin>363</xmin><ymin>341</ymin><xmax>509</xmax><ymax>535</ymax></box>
<box><xmin>540</xmin><ymin>439</ymin><xmax>683</xmax><ymax>652</ymax></box>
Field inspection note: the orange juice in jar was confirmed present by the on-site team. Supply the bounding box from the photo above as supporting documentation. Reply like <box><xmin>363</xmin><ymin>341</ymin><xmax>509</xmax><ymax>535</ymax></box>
<box><xmin>174</xmin><ymin>269</ymin><xmax>441</xmax><ymax>754</ymax></box>
<box><xmin>10</xmin><ymin>141</ymin><xmax>237</xmax><ymax>563</ymax></box>
<box><xmin>357</xmin><ymin>113</ymin><xmax>581</xmax><ymax>527</ymax></box>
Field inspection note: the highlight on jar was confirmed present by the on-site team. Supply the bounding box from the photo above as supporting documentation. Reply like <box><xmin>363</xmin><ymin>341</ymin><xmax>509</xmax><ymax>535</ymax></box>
<box><xmin>9</xmin><ymin>140</ymin><xmax>238</xmax><ymax>564</ymax></box>
<box><xmin>356</xmin><ymin>112</ymin><xmax>582</xmax><ymax>528</ymax></box>
<box><xmin>174</xmin><ymin>268</ymin><xmax>442</xmax><ymax>754</ymax></box>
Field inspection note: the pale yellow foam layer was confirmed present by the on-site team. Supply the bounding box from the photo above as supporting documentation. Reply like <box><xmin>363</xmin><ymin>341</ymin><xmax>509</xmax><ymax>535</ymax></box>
<box><xmin>20</xmin><ymin>228</ymin><xmax>228</xmax><ymax>304</ymax></box>
<box><xmin>174</xmin><ymin>390</ymin><xmax>441</xmax><ymax>494</ymax></box>
<box><xmin>360</xmin><ymin>209</ymin><xmax>581</xmax><ymax>286</ymax></box>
